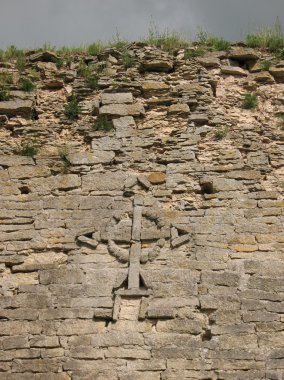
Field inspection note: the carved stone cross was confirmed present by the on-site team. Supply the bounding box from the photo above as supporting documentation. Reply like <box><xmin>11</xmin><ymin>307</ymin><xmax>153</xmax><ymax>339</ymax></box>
<box><xmin>77</xmin><ymin>193</ymin><xmax>191</xmax><ymax>319</ymax></box>
<box><xmin>109</xmin><ymin>194</ymin><xmax>153</xmax><ymax>297</ymax></box>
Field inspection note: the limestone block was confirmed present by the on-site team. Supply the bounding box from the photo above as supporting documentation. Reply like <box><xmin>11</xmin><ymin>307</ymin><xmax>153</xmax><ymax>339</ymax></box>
<box><xmin>212</xmin><ymin>334</ymin><xmax>258</xmax><ymax>350</ymax></box>
<box><xmin>106</xmin><ymin>347</ymin><xmax>151</xmax><ymax>359</ymax></box>
<box><xmin>147</xmin><ymin>307</ymin><xmax>175</xmax><ymax>319</ymax></box>
<box><xmin>0</xmin><ymin>182</ymin><xmax>20</xmax><ymax>195</ymax></box>
<box><xmin>43</xmin><ymin>79</ymin><xmax>64</xmax><ymax>89</ymax></box>
<box><xmin>12</xmin><ymin>358</ymin><xmax>61</xmax><ymax>373</ymax></box>
<box><xmin>99</xmin><ymin>103</ymin><xmax>145</xmax><ymax>117</ymax></box>
<box><xmin>156</xmin><ymin>319</ymin><xmax>203</xmax><ymax>334</ymax></box>
<box><xmin>166</xmin><ymin>358</ymin><xmax>212</xmax><ymax>370</ymax></box>
<box><xmin>197</xmin><ymin>56</ymin><xmax>220</xmax><ymax>67</ymax></box>
<box><xmin>251</xmin><ymin>71</ymin><xmax>275</xmax><ymax>84</ymax></box>
<box><xmin>0</xmin><ymin>99</ymin><xmax>33</xmax><ymax>118</ymax></box>
<box><xmin>127</xmin><ymin>359</ymin><xmax>166</xmax><ymax>371</ymax></box>
<box><xmin>11</xmin><ymin>294</ymin><xmax>53</xmax><ymax>309</ymax></box>
<box><xmin>70</xmin><ymin>346</ymin><xmax>104</xmax><ymax>359</ymax></box>
<box><xmin>189</xmin><ymin>113</ymin><xmax>209</xmax><ymax>124</ymax></box>
<box><xmin>119</xmin><ymin>372</ymin><xmax>160</xmax><ymax>380</ymax></box>
<box><xmin>39</xmin><ymin>269</ymin><xmax>85</xmax><ymax>285</ymax></box>
<box><xmin>258</xmin><ymin>332</ymin><xmax>284</xmax><ymax>348</ymax></box>
<box><xmin>248</xmin><ymin>276</ymin><xmax>284</xmax><ymax>292</ymax></box>
<box><xmin>229</xmin><ymin>47</ymin><xmax>260</xmax><ymax>61</ymax></box>
<box><xmin>148</xmin><ymin>172</ymin><xmax>166</xmax><ymax>184</ymax></box>
<box><xmin>142</xmin><ymin>81</ymin><xmax>170</xmax><ymax>97</ymax></box>
<box><xmin>8</xmin><ymin>165</ymin><xmax>50</xmax><ymax>179</ymax></box>
<box><xmin>30</xmin><ymin>174</ymin><xmax>81</xmax><ymax>193</ymax></box>
<box><xmin>101</xmin><ymin>92</ymin><xmax>133</xmax><ymax>104</ymax></box>
<box><xmin>269</xmin><ymin>66</ymin><xmax>284</xmax><ymax>81</ymax></box>
<box><xmin>91</xmin><ymin>136</ymin><xmax>121</xmax><ymax>151</ymax></box>
<box><xmin>0</xmin><ymin>229</ymin><xmax>36</xmax><ymax>242</ymax></box>
<box><xmin>73</xmin><ymin>150</ymin><xmax>115</xmax><ymax>164</ymax></box>
<box><xmin>91</xmin><ymin>331</ymin><xmax>144</xmax><ymax>347</ymax></box>
<box><xmin>168</xmin><ymin>103</ymin><xmax>190</xmax><ymax>115</ymax></box>
<box><xmin>221</xmin><ymin>66</ymin><xmax>248</xmax><ymax>76</ymax></box>
<box><xmin>201</xmin><ymin>271</ymin><xmax>240</xmax><ymax>287</ymax></box>
<box><xmin>113</xmin><ymin>116</ymin><xmax>136</xmax><ymax>138</ymax></box>
<box><xmin>242</xmin><ymin>311</ymin><xmax>279</xmax><ymax>323</ymax></box>
<box><xmin>140</xmin><ymin>59</ymin><xmax>173</xmax><ymax>72</ymax></box>
<box><xmin>199</xmin><ymin>295</ymin><xmax>240</xmax><ymax>310</ymax></box>
<box><xmin>82</xmin><ymin>171</ymin><xmax>127</xmax><ymax>191</ymax></box>
<box><xmin>29</xmin><ymin>51</ymin><xmax>58</xmax><ymax>62</ymax></box>
<box><xmin>30</xmin><ymin>336</ymin><xmax>60</xmax><ymax>348</ymax></box>
<box><xmin>56</xmin><ymin>320</ymin><xmax>105</xmax><ymax>336</ymax></box>
<box><xmin>2</xmin><ymin>336</ymin><xmax>29</xmax><ymax>350</ymax></box>
<box><xmin>212</xmin><ymin>178</ymin><xmax>244</xmax><ymax>192</ymax></box>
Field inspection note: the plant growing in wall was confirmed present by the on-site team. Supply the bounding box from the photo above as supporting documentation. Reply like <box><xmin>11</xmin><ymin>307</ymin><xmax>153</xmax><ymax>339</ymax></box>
<box><xmin>17</xmin><ymin>138</ymin><xmax>40</xmax><ymax>157</ymax></box>
<box><xmin>122</xmin><ymin>50</ymin><xmax>135</xmax><ymax>68</ymax></box>
<box><xmin>94</xmin><ymin>115</ymin><xmax>113</xmax><ymax>132</ymax></box>
<box><xmin>64</xmin><ymin>95</ymin><xmax>81</xmax><ymax>120</ymax></box>
<box><xmin>58</xmin><ymin>146</ymin><xmax>71</xmax><ymax>173</ymax></box>
<box><xmin>19</xmin><ymin>77</ymin><xmax>36</xmax><ymax>92</ymax></box>
<box><xmin>242</xmin><ymin>93</ymin><xmax>258</xmax><ymax>109</ymax></box>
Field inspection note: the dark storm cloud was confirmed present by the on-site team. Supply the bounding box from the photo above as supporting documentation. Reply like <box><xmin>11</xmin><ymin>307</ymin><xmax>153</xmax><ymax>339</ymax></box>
<box><xmin>0</xmin><ymin>0</ymin><xmax>283</xmax><ymax>48</ymax></box>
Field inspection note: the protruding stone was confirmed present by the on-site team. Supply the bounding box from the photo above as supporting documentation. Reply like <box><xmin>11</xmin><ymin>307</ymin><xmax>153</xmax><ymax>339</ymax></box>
<box><xmin>221</xmin><ymin>66</ymin><xmax>248</xmax><ymax>76</ymax></box>
<box><xmin>229</xmin><ymin>47</ymin><xmax>260</xmax><ymax>61</ymax></box>
<box><xmin>101</xmin><ymin>92</ymin><xmax>133</xmax><ymax>105</ymax></box>
<box><xmin>0</xmin><ymin>100</ymin><xmax>33</xmax><ymax>118</ymax></box>
<box><xmin>148</xmin><ymin>172</ymin><xmax>166</xmax><ymax>184</ymax></box>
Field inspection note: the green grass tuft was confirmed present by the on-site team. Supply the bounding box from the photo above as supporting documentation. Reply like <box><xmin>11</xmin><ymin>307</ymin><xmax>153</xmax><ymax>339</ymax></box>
<box><xmin>19</xmin><ymin>77</ymin><xmax>36</xmax><ymax>92</ymax></box>
<box><xmin>18</xmin><ymin>138</ymin><xmax>40</xmax><ymax>157</ymax></box>
<box><xmin>64</xmin><ymin>95</ymin><xmax>81</xmax><ymax>120</ymax></box>
<box><xmin>94</xmin><ymin>115</ymin><xmax>113</xmax><ymax>132</ymax></box>
<box><xmin>0</xmin><ymin>89</ymin><xmax>11</xmax><ymax>101</ymax></box>
<box><xmin>214</xmin><ymin>128</ymin><xmax>227</xmax><ymax>140</ymax></box>
<box><xmin>78</xmin><ymin>61</ymin><xmax>99</xmax><ymax>89</ymax></box>
<box><xmin>242</xmin><ymin>93</ymin><xmax>258</xmax><ymax>109</ymax></box>
<box><xmin>58</xmin><ymin>146</ymin><xmax>71</xmax><ymax>173</ymax></box>
<box><xmin>87</xmin><ymin>42</ymin><xmax>105</xmax><ymax>56</ymax></box>
<box><xmin>145</xmin><ymin>21</ymin><xmax>189</xmax><ymax>53</ymax></box>
<box><xmin>16</xmin><ymin>55</ymin><xmax>26</xmax><ymax>73</ymax></box>
<box><xmin>260</xmin><ymin>60</ymin><xmax>272</xmax><ymax>71</ymax></box>
<box><xmin>184</xmin><ymin>47</ymin><xmax>206</xmax><ymax>59</ymax></box>
<box><xmin>122</xmin><ymin>50</ymin><xmax>135</xmax><ymax>68</ymax></box>
<box><xmin>246</xmin><ymin>18</ymin><xmax>284</xmax><ymax>53</ymax></box>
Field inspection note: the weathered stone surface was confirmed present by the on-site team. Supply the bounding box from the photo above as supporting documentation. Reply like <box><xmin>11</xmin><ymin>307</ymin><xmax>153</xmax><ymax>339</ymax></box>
<box><xmin>101</xmin><ymin>92</ymin><xmax>133</xmax><ymax>105</ymax></box>
<box><xmin>269</xmin><ymin>66</ymin><xmax>284</xmax><ymax>81</ymax></box>
<box><xmin>251</xmin><ymin>71</ymin><xmax>275</xmax><ymax>84</ymax></box>
<box><xmin>8</xmin><ymin>165</ymin><xmax>51</xmax><ymax>179</ymax></box>
<box><xmin>0</xmin><ymin>100</ymin><xmax>33</xmax><ymax>118</ymax></box>
<box><xmin>229</xmin><ymin>47</ymin><xmax>260</xmax><ymax>61</ymax></box>
<box><xmin>148</xmin><ymin>172</ymin><xmax>166</xmax><ymax>184</ymax></box>
<box><xmin>168</xmin><ymin>103</ymin><xmax>190</xmax><ymax>115</ymax></box>
<box><xmin>197</xmin><ymin>56</ymin><xmax>220</xmax><ymax>67</ymax></box>
<box><xmin>67</xmin><ymin>151</ymin><xmax>114</xmax><ymax>165</ymax></box>
<box><xmin>113</xmin><ymin>116</ymin><xmax>136</xmax><ymax>138</ymax></box>
<box><xmin>99</xmin><ymin>103</ymin><xmax>145</xmax><ymax>117</ymax></box>
<box><xmin>140</xmin><ymin>59</ymin><xmax>173</xmax><ymax>72</ymax></box>
<box><xmin>142</xmin><ymin>81</ymin><xmax>170</xmax><ymax>97</ymax></box>
<box><xmin>29</xmin><ymin>51</ymin><xmax>59</xmax><ymax>62</ymax></box>
<box><xmin>82</xmin><ymin>171</ymin><xmax>127</xmax><ymax>191</ymax></box>
<box><xmin>221</xmin><ymin>65</ymin><xmax>248</xmax><ymax>76</ymax></box>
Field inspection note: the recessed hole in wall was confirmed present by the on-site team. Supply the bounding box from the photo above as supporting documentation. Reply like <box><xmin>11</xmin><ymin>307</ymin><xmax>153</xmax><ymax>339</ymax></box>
<box><xmin>202</xmin><ymin>328</ymin><xmax>212</xmax><ymax>341</ymax></box>
<box><xmin>200</xmin><ymin>182</ymin><xmax>214</xmax><ymax>195</ymax></box>
<box><xmin>19</xmin><ymin>186</ymin><xmax>30</xmax><ymax>194</ymax></box>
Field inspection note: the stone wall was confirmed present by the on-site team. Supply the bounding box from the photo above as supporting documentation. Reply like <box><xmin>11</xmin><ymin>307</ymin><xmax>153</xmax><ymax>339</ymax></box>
<box><xmin>0</xmin><ymin>44</ymin><xmax>284</xmax><ymax>379</ymax></box>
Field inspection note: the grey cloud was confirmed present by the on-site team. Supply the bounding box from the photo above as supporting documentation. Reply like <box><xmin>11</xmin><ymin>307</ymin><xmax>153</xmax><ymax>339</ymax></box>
<box><xmin>0</xmin><ymin>0</ymin><xmax>283</xmax><ymax>48</ymax></box>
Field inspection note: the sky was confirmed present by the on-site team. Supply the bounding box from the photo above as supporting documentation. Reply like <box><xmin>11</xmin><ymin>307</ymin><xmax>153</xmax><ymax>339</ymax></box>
<box><xmin>0</xmin><ymin>0</ymin><xmax>284</xmax><ymax>49</ymax></box>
